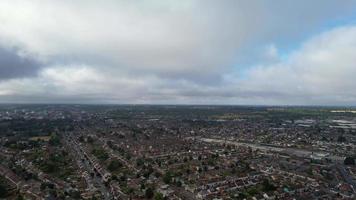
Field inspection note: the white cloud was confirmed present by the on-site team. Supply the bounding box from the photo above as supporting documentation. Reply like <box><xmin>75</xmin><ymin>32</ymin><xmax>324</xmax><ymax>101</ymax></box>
<box><xmin>1</xmin><ymin>1</ymin><xmax>354</xmax><ymax>77</ymax></box>
<box><xmin>238</xmin><ymin>26</ymin><xmax>356</xmax><ymax>105</ymax></box>
<box><xmin>0</xmin><ymin>1</ymin><xmax>356</xmax><ymax>104</ymax></box>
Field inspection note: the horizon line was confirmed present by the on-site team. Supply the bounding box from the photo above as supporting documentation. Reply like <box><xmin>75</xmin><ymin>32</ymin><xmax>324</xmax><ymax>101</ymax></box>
<box><xmin>0</xmin><ymin>102</ymin><xmax>356</xmax><ymax>108</ymax></box>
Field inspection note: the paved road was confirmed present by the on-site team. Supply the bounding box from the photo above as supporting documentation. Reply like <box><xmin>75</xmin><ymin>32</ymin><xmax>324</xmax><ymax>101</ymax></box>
<box><xmin>64</xmin><ymin>134</ymin><xmax>112</xmax><ymax>200</ymax></box>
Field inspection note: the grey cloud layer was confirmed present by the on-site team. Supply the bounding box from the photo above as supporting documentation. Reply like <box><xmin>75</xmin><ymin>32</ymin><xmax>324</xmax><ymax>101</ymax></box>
<box><xmin>0</xmin><ymin>0</ymin><xmax>356</xmax><ymax>104</ymax></box>
<box><xmin>0</xmin><ymin>47</ymin><xmax>42</xmax><ymax>80</ymax></box>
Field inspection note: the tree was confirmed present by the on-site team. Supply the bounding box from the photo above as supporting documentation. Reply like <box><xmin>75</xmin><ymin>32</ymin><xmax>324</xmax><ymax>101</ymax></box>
<box><xmin>91</xmin><ymin>148</ymin><xmax>109</xmax><ymax>161</ymax></box>
<box><xmin>262</xmin><ymin>179</ymin><xmax>277</xmax><ymax>192</ymax></box>
<box><xmin>87</xmin><ymin>136</ymin><xmax>94</xmax><ymax>143</ymax></box>
<box><xmin>175</xmin><ymin>180</ymin><xmax>182</xmax><ymax>187</ymax></box>
<box><xmin>344</xmin><ymin>157</ymin><xmax>355</xmax><ymax>165</ymax></box>
<box><xmin>41</xmin><ymin>162</ymin><xmax>58</xmax><ymax>173</ymax></box>
<box><xmin>163</xmin><ymin>171</ymin><xmax>172</xmax><ymax>184</ymax></box>
<box><xmin>145</xmin><ymin>187</ymin><xmax>154</xmax><ymax>199</ymax></box>
<box><xmin>107</xmin><ymin>159</ymin><xmax>123</xmax><ymax>172</ymax></box>
<box><xmin>69</xmin><ymin>190</ymin><xmax>81</xmax><ymax>199</ymax></box>
<box><xmin>78</xmin><ymin>136</ymin><xmax>84</xmax><ymax>142</ymax></box>
<box><xmin>337</xmin><ymin>135</ymin><xmax>346</xmax><ymax>143</ymax></box>
<box><xmin>49</xmin><ymin>133</ymin><xmax>60</xmax><ymax>146</ymax></box>
<box><xmin>136</xmin><ymin>158</ymin><xmax>144</xmax><ymax>167</ymax></box>
<box><xmin>154</xmin><ymin>192</ymin><xmax>165</xmax><ymax>200</ymax></box>
<box><xmin>16</xmin><ymin>194</ymin><xmax>24</xmax><ymax>200</ymax></box>
<box><xmin>0</xmin><ymin>184</ymin><xmax>7</xmax><ymax>198</ymax></box>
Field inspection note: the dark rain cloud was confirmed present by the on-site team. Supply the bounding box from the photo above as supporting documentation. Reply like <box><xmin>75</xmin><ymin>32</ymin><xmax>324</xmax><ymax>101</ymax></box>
<box><xmin>0</xmin><ymin>47</ymin><xmax>42</xmax><ymax>80</ymax></box>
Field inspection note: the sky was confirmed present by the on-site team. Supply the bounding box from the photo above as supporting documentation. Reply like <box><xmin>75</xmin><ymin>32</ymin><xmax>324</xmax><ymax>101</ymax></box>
<box><xmin>0</xmin><ymin>0</ymin><xmax>356</xmax><ymax>105</ymax></box>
